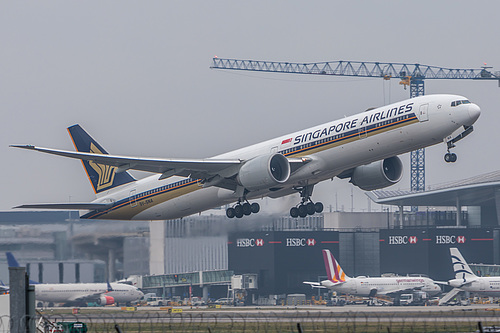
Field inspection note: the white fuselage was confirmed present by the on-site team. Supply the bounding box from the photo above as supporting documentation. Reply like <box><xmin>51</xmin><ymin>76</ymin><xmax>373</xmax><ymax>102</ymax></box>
<box><xmin>35</xmin><ymin>282</ymin><xmax>143</xmax><ymax>304</ymax></box>
<box><xmin>322</xmin><ymin>276</ymin><xmax>441</xmax><ymax>297</ymax></box>
<box><xmin>83</xmin><ymin>94</ymin><xmax>480</xmax><ymax>220</ymax></box>
<box><xmin>449</xmin><ymin>277</ymin><xmax>500</xmax><ymax>297</ymax></box>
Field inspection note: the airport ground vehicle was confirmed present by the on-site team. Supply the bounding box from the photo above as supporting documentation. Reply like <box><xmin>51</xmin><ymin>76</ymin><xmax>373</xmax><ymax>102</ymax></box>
<box><xmin>399</xmin><ymin>291</ymin><xmax>428</xmax><ymax>306</ymax></box>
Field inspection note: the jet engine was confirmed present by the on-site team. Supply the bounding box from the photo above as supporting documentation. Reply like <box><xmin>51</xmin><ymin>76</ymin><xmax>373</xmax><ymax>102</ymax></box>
<box><xmin>237</xmin><ymin>153</ymin><xmax>290</xmax><ymax>191</ymax></box>
<box><xmin>97</xmin><ymin>295</ymin><xmax>115</xmax><ymax>306</ymax></box>
<box><xmin>448</xmin><ymin>279</ymin><xmax>467</xmax><ymax>288</ymax></box>
<box><xmin>350</xmin><ymin>156</ymin><xmax>403</xmax><ymax>191</ymax></box>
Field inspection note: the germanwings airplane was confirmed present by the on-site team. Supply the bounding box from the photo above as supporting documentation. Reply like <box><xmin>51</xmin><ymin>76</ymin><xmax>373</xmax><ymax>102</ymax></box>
<box><xmin>446</xmin><ymin>247</ymin><xmax>500</xmax><ymax>297</ymax></box>
<box><xmin>11</xmin><ymin>94</ymin><xmax>480</xmax><ymax>220</ymax></box>
<box><xmin>6</xmin><ymin>252</ymin><xmax>143</xmax><ymax>307</ymax></box>
<box><xmin>304</xmin><ymin>249</ymin><xmax>441</xmax><ymax>297</ymax></box>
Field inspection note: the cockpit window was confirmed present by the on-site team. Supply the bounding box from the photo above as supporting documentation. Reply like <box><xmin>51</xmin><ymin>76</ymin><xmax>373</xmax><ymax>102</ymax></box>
<box><xmin>451</xmin><ymin>100</ymin><xmax>471</xmax><ymax>107</ymax></box>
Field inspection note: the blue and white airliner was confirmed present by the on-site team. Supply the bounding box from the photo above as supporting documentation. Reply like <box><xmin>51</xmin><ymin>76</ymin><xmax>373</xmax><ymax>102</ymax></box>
<box><xmin>11</xmin><ymin>94</ymin><xmax>480</xmax><ymax>220</ymax></box>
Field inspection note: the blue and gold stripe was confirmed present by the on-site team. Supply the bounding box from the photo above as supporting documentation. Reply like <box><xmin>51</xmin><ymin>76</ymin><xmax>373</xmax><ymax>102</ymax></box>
<box><xmin>83</xmin><ymin>113</ymin><xmax>418</xmax><ymax>219</ymax></box>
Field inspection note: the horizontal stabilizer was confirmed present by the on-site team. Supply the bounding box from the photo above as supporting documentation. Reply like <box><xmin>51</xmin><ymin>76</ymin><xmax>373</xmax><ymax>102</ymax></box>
<box><xmin>14</xmin><ymin>203</ymin><xmax>113</xmax><ymax>210</ymax></box>
<box><xmin>303</xmin><ymin>281</ymin><xmax>326</xmax><ymax>289</ymax></box>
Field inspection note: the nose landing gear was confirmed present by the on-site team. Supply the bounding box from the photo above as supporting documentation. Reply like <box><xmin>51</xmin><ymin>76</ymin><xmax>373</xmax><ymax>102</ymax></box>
<box><xmin>444</xmin><ymin>152</ymin><xmax>457</xmax><ymax>163</ymax></box>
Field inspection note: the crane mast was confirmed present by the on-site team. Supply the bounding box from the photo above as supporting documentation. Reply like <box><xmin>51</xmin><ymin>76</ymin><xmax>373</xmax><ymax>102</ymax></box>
<box><xmin>211</xmin><ymin>58</ymin><xmax>499</xmax><ymax>194</ymax></box>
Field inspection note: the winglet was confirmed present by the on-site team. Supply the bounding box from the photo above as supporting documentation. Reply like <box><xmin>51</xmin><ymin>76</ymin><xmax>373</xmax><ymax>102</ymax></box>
<box><xmin>322</xmin><ymin>249</ymin><xmax>348</xmax><ymax>283</ymax></box>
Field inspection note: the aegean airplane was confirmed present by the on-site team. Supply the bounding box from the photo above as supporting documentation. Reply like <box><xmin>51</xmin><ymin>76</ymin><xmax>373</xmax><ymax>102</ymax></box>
<box><xmin>304</xmin><ymin>249</ymin><xmax>441</xmax><ymax>297</ymax></box>
<box><xmin>11</xmin><ymin>94</ymin><xmax>480</xmax><ymax>220</ymax></box>
<box><xmin>441</xmin><ymin>247</ymin><xmax>500</xmax><ymax>301</ymax></box>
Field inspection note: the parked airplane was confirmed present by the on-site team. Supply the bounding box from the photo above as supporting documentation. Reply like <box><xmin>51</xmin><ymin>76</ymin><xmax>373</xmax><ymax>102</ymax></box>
<box><xmin>445</xmin><ymin>247</ymin><xmax>500</xmax><ymax>298</ymax></box>
<box><xmin>304</xmin><ymin>249</ymin><xmax>441</xmax><ymax>297</ymax></box>
<box><xmin>6</xmin><ymin>252</ymin><xmax>144</xmax><ymax>307</ymax></box>
<box><xmin>11</xmin><ymin>94</ymin><xmax>480</xmax><ymax>220</ymax></box>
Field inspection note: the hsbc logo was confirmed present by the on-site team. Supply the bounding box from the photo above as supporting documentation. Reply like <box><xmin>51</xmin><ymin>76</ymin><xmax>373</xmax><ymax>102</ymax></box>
<box><xmin>236</xmin><ymin>238</ymin><xmax>264</xmax><ymax>247</ymax></box>
<box><xmin>286</xmin><ymin>238</ymin><xmax>316</xmax><ymax>247</ymax></box>
<box><xmin>436</xmin><ymin>235</ymin><xmax>466</xmax><ymax>244</ymax></box>
<box><xmin>388</xmin><ymin>236</ymin><xmax>418</xmax><ymax>245</ymax></box>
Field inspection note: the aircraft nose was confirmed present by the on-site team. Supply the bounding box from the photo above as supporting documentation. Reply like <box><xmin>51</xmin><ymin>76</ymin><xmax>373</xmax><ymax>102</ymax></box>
<box><xmin>467</xmin><ymin>103</ymin><xmax>481</xmax><ymax>124</ymax></box>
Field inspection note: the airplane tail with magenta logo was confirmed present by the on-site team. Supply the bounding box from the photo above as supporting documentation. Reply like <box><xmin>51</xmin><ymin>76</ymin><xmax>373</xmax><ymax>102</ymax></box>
<box><xmin>68</xmin><ymin>124</ymin><xmax>136</xmax><ymax>195</ymax></box>
<box><xmin>322</xmin><ymin>249</ymin><xmax>349</xmax><ymax>283</ymax></box>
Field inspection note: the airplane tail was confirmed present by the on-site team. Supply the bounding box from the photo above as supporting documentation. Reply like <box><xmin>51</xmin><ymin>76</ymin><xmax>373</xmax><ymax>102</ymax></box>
<box><xmin>68</xmin><ymin>124</ymin><xmax>136</xmax><ymax>194</ymax></box>
<box><xmin>6</xmin><ymin>252</ymin><xmax>20</xmax><ymax>268</ymax></box>
<box><xmin>450</xmin><ymin>247</ymin><xmax>477</xmax><ymax>280</ymax></box>
<box><xmin>6</xmin><ymin>252</ymin><xmax>39</xmax><ymax>284</ymax></box>
<box><xmin>322</xmin><ymin>249</ymin><xmax>349</xmax><ymax>283</ymax></box>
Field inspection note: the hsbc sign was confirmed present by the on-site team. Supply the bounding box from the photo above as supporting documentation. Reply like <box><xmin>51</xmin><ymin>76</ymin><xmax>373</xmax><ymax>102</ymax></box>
<box><xmin>236</xmin><ymin>238</ymin><xmax>264</xmax><ymax>247</ymax></box>
<box><xmin>286</xmin><ymin>238</ymin><xmax>316</xmax><ymax>247</ymax></box>
<box><xmin>388</xmin><ymin>236</ymin><xmax>418</xmax><ymax>245</ymax></box>
<box><xmin>436</xmin><ymin>235</ymin><xmax>466</xmax><ymax>244</ymax></box>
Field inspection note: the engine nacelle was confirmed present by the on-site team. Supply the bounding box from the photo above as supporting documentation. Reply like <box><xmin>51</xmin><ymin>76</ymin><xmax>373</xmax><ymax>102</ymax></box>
<box><xmin>237</xmin><ymin>153</ymin><xmax>290</xmax><ymax>191</ymax></box>
<box><xmin>350</xmin><ymin>156</ymin><xmax>403</xmax><ymax>191</ymax></box>
<box><xmin>97</xmin><ymin>295</ymin><xmax>115</xmax><ymax>306</ymax></box>
<box><xmin>448</xmin><ymin>279</ymin><xmax>466</xmax><ymax>288</ymax></box>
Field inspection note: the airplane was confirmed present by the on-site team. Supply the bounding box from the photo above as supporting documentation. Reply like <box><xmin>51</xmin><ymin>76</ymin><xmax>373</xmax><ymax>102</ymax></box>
<box><xmin>10</xmin><ymin>94</ymin><xmax>480</xmax><ymax>220</ymax></box>
<box><xmin>6</xmin><ymin>252</ymin><xmax>144</xmax><ymax>307</ymax></box>
<box><xmin>443</xmin><ymin>247</ymin><xmax>500</xmax><ymax>299</ymax></box>
<box><xmin>303</xmin><ymin>249</ymin><xmax>442</xmax><ymax>298</ymax></box>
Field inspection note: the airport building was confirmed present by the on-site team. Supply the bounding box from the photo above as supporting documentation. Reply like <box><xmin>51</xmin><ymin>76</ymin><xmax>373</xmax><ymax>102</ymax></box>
<box><xmin>3</xmin><ymin>169</ymin><xmax>500</xmax><ymax>301</ymax></box>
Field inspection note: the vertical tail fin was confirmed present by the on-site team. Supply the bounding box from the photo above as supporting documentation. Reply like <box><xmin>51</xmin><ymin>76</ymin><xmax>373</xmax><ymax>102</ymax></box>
<box><xmin>322</xmin><ymin>249</ymin><xmax>348</xmax><ymax>283</ymax></box>
<box><xmin>450</xmin><ymin>247</ymin><xmax>477</xmax><ymax>280</ymax></box>
<box><xmin>6</xmin><ymin>252</ymin><xmax>20</xmax><ymax>268</ymax></box>
<box><xmin>6</xmin><ymin>252</ymin><xmax>39</xmax><ymax>284</ymax></box>
<box><xmin>67</xmin><ymin>124</ymin><xmax>136</xmax><ymax>194</ymax></box>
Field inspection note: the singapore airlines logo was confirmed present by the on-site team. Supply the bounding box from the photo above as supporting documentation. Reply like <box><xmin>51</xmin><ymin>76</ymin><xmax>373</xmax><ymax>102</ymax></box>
<box><xmin>89</xmin><ymin>143</ymin><xmax>117</xmax><ymax>191</ymax></box>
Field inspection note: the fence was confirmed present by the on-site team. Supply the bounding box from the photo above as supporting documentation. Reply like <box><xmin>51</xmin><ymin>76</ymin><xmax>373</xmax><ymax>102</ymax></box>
<box><xmin>3</xmin><ymin>308</ymin><xmax>500</xmax><ymax>332</ymax></box>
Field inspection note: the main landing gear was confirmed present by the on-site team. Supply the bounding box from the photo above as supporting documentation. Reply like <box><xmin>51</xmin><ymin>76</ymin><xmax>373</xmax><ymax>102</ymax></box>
<box><xmin>290</xmin><ymin>185</ymin><xmax>324</xmax><ymax>218</ymax></box>
<box><xmin>226</xmin><ymin>201</ymin><xmax>260</xmax><ymax>219</ymax></box>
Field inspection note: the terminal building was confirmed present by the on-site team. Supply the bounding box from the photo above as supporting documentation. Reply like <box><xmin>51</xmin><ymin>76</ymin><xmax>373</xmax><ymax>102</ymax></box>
<box><xmin>2</xmin><ymin>169</ymin><xmax>500</xmax><ymax>301</ymax></box>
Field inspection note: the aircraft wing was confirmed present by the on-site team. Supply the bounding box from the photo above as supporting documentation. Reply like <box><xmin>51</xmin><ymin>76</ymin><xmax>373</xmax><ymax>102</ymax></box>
<box><xmin>379</xmin><ymin>288</ymin><xmax>417</xmax><ymax>297</ymax></box>
<box><xmin>14</xmin><ymin>203</ymin><xmax>113</xmax><ymax>210</ymax></box>
<box><xmin>10</xmin><ymin>145</ymin><xmax>309</xmax><ymax>190</ymax></box>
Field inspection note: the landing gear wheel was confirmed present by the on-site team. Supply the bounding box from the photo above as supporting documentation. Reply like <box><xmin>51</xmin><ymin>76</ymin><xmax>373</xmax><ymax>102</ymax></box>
<box><xmin>290</xmin><ymin>207</ymin><xmax>299</xmax><ymax>218</ymax></box>
<box><xmin>445</xmin><ymin>152</ymin><xmax>458</xmax><ymax>163</ymax></box>
<box><xmin>234</xmin><ymin>204</ymin><xmax>244</xmax><ymax>218</ymax></box>
<box><xmin>226</xmin><ymin>207</ymin><xmax>235</xmax><ymax>218</ymax></box>
<box><xmin>298</xmin><ymin>205</ymin><xmax>308</xmax><ymax>218</ymax></box>
<box><xmin>242</xmin><ymin>202</ymin><xmax>252</xmax><ymax>216</ymax></box>
<box><xmin>251</xmin><ymin>202</ymin><xmax>260</xmax><ymax>214</ymax></box>
<box><xmin>306</xmin><ymin>202</ymin><xmax>316</xmax><ymax>215</ymax></box>
<box><xmin>314</xmin><ymin>202</ymin><xmax>324</xmax><ymax>213</ymax></box>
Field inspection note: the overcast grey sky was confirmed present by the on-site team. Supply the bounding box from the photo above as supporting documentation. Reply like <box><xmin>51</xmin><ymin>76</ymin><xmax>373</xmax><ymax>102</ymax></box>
<box><xmin>2</xmin><ymin>1</ymin><xmax>499</xmax><ymax>213</ymax></box>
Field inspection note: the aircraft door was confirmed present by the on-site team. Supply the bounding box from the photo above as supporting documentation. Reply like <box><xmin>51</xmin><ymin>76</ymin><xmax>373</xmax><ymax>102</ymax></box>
<box><xmin>129</xmin><ymin>189</ymin><xmax>137</xmax><ymax>207</ymax></box>
<box><xmin>358</xmin><ymin>126</ymin><xmax>367</xmax><ymax>139</ymax></box>
<box><xmin>480</xmin><ymin>280</ymin><xmax>486</xmax><ymax>291</ymax></box>
<box><xmin>418</xmin><ymin>104</ymin><xmax>429</xmax><ymax>122</ymax></box>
